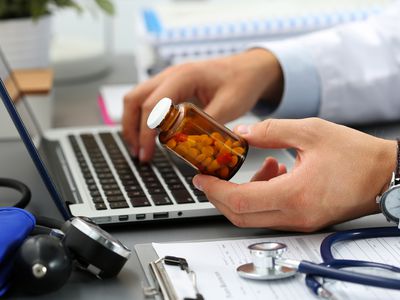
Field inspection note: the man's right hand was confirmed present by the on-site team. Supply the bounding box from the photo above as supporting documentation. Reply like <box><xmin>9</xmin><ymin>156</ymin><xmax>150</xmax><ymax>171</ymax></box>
<box><xmin>122</xmin><ymin>48</ymin><xmax>284</xmax><ymax>162</ymax></box>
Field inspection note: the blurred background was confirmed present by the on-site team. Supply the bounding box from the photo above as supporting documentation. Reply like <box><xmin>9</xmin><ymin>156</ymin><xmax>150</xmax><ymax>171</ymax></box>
<box><xmin>0</xmin><ymin>0</ymin><xmax>393</xmax><ymax>134</ymax></box>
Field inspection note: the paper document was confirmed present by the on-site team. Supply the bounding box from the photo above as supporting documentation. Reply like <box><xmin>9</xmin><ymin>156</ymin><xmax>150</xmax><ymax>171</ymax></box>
<box><xmin>153</xmin><ymin>233</ymin><xmax>400</xmax><ymax>299</ymax></box>
<box><xmin>98</xmin><ymin>84</ymin><xmax>133</xmax><ymax>125</ymax></box>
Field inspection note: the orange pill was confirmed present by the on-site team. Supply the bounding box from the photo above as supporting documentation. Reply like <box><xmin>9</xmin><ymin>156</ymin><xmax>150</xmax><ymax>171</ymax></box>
<box><xmin>200</xmin><ymin>135</ymin><xmax>213</xmax><ymax>145</ymax></box>
<box><xmin>190</xmin><ymin>135</ymin><xmax>202</xmax><ymax>142</ymax></box>
<box><xmin>187</xmin><ymin>136</ymin><xmax>197</xmax><ymax>147</ymax></box>
<box><xmin>218</xmin><ymin>145</ymin><xmax>230</xmax><ymax>156</ymax></box>
<box><xmin>210</xmin><ymin>132</ymin><xmax>224</xmax><ymax>142</ymax></box>
<box><xmin>219</xmin><ymin>166</ymin><xmax>230</xmax><ymax>178</ymax></box>
<box><xmin>224</xmin><ymin>138</ymin><xmax>233</xmax><ymax>148</ymax></box>
<box><xmin>202</xmin><ymin>157</ymin><xmax>212</xmax><ymax>167</ymax></box>
<box><xmin>232</xmin><ymin>141</ymin><xmax>242</xmax><ymax>148</ymax></box>
<box><xmin>188</xmin><ymin>147</ymin><xmax>200</xmax><ymax>158</ymax></box>
<box><xmin>213</xmin><ymin>140</ymin><xmax>224</xmax><ymax>151</ymax></box>
<box><xmin>228</xmin><ymin>155</ymin><xmax>238</xmax><ymax>168</ymax></box>
<box><xmin>166</xmin><ymin>138</ymin><xmax>177</xmax><ymax>149</ymax></box>
<box><xmin>201</xmin><ymin>145</ymin><xmax>215</xmax><ymax>156</ymax></box>
<box><xmin>196</xmin><ymin>153</ymin><xmax>206</xmax><ymax>162</ymax></box>
<box><xmin>207</xmin><ymin>159</ymin><xmax>220</xmax><ymax>172</ymax></box>
<box><xmin>176</xmin><ymin>143</ymin><xmax>188</xmax><ymax>155</ymax></box>
<box><xmin>232</xmin><ymin>147</ymin><xmax>245</xmax><ymax>155</ymax></box>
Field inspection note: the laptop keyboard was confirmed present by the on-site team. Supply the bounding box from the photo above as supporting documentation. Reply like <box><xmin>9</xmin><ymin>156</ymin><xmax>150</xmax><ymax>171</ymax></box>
<box><xmin>68</xmin><ymin>132</ymin><xmax>207</xmax><ymax>210</ymax></box>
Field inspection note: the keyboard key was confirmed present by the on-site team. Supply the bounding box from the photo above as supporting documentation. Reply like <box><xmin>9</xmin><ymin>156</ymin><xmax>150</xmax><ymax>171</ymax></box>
<box><xmin>125</xmin><ymin>185</ymin><xmax>142</xmax><ymax>192</ymax></box>
<box><xmin>109</xmin><ymin>201</ymin><xmax>129</xmax><ymax>209</ymax></box>
<box><xmin>130</xmin><ymin>197</ymin><xmax>151</xmax><ymax>207</ymax></box>
<box><xmin>121</xmin><ymin>179</ymin><xmax>138</xmax><ymax>186</ymax></box>
<box><xmin>143</xmin><ymin>176</ymin><xmax>157</xmax><ymax>183</ymax></box>
<box><xmin>146</xmin><ymin>182</ymin><xmax>162</xmax><ymax>189</ymax></box>
<box><xmin>95</xmin><ymin>203</ymin><xmax>107</xmax><ymax>210</ymax></box>
<box><xmin>100</xmin><ymin>178</ymin><xmax>117</xmax><ymax>185</ymax></box>
<box><xmin>85</xmin><ymin>178</ymin><xmax>95</xmax><ymax>185</ymax></box>
<box><xmin>150</xmin><ymin>187</ymin><xmax>165</xmax><ymax>194</ymax></box>
<box><xmin>107</xmin><ymin>196</ymin><xmax>126</xmax><ymax>202</ymax></box>
<box><xmin>127</xmin><ymin>190</ymin><xmax>145</xmax><ymax>198</ymax></box>
<box><xmin>90</xmin><ymin>190</ymin><xmax>101</xmax><ymax>197</ymax></box>
<box><xmin>170</xmin><ymin>190</ymin><xmax>195</xmax><ymax>204</ymax></box>
<box><xmin>193</xmin><ymin>189</ymin><xmax>205</xmax><ymax>196</ymax></box>
<box><xmin>104</xmin><ymin>190</ymin><xmax>123</xmax><ymax>197</ymax></box>
<box><xmin>168</xmin><ymin>183</ymin><xmax>185</xmax><ymax>190</ymax></box>
<box><xmin>161</xmin><ymin>172</ymin><xmax>179</xmax><ymax>179</ymax></box>
<box><xmin>152</xmin><ymin>194</ymin><xmax>173</xmax><ymax>205</ymax></box>
<box><xmin>88</xmin><ymin>184</ymin><xmax>98</xmax><ymax>191</ymax></box>
<box><xmin>92</xmin><ymin>197</ymin><xmax>104</xmax><ymax>203</ymax></box>
<box><xmin>102</xmin><ymin>184</ymin><xmax>120</xmax><ymax>191</ymax></box>
<box><xmin>197</xmin><ymin>195</ymin><xmax>209</xmax><ymax>202</ymax></box>
<box><xmin>165</xmin><ymin>178</ymin><xmax>180</xmax><ymax>185</ymax></box>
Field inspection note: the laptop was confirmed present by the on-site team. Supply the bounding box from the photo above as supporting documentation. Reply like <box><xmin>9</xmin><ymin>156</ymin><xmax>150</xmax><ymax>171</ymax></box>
<box><xmin>0</xmin><ymin>50</ymin><xmax>294</xmax><ymax>224</ymax></box>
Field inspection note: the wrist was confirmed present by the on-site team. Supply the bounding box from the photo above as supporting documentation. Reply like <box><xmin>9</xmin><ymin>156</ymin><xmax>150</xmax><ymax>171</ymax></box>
<box><xmin>377</xmin><ymin>139</ymin><xmax>398</xmax><ymax>196</ymax></box>
<box><xmin>241</xmin><ymin>48</ymin><xmax>284</xmax><ymax>107</ymax></box>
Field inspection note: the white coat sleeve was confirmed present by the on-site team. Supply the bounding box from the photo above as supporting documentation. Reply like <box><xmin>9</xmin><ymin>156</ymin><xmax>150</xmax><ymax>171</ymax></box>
<box><xmin>255</xmin><ymin>1</ymin><xmax>400</xmax><ymax>124</ymax></box>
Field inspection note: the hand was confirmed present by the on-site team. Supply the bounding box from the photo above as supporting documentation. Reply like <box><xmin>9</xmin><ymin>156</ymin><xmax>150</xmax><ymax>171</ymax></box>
<box><xmin>193</xmin><ymin>118</ymin><xmax>397</xmax><ymax>232</ymax></box>
<box><xmin>122</xmin><ymin>49</ymin><xmax>283</xmax><ymax>161</ymax></box>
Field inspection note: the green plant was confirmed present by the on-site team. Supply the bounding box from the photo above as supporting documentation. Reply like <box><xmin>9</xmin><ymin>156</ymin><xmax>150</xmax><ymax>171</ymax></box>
<box><xmin>0</xmin><ymin>0</ymin><xmax>114</xmax><ymax>20</ymax></box>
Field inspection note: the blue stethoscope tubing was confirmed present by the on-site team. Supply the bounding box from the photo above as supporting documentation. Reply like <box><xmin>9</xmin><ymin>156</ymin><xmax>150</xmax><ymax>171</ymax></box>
<box><xmin>304</xmin><ymin>227</ymin><xmax>400</xmax><ymax>294</ymax></box>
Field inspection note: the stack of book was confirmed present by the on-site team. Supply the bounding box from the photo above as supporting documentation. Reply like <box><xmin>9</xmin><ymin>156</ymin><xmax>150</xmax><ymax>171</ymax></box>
<box><xmin>136</xmin><ymin>0</ymin><xmax>392</xmax><ymax>66</ymax></box>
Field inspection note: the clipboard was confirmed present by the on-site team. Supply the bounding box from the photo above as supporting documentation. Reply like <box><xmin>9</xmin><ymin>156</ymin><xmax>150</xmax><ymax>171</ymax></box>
<box><xmin>135</xmin><ymin>244</ymin><xmax>204</xmax><ymax>300</ymax></box>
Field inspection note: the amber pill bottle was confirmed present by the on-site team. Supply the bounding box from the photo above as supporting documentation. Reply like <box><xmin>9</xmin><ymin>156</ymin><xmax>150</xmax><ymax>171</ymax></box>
<box><xmin>147</xmin><ymin>98</ymin><xmax>248</xmax><ymax>180</ymax></box>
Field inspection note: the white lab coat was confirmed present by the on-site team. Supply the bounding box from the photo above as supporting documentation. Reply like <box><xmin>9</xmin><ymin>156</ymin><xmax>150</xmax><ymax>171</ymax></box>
<box><xmin>304</xmin><ymin>1</ymin><xmax>400</xmax><ymax>124</ymax></box>
<box><xmin>260</xmin><ymin>1</ymin><xmax>400</xmax><ymax>124</ymax></box>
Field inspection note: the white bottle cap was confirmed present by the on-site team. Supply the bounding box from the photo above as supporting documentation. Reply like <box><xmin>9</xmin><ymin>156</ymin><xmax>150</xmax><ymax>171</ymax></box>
<box><xmin>147</xmin><ymin>97</ymin><xmax>173</xmax><ymax>129</ymax></box>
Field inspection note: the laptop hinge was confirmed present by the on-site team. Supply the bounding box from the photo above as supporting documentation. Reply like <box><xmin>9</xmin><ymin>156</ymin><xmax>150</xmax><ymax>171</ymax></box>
<box><xmin>42</xmin><ymin>139</ymin><xmax>82</xmax><ymax>206</ymax></box>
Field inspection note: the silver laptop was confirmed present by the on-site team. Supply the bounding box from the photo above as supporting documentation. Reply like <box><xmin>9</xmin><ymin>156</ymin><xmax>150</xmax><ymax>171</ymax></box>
<box><xmin>0</xmin><ymin>51</ymin><xmax>294</xmax><ymax>224</ymax></box>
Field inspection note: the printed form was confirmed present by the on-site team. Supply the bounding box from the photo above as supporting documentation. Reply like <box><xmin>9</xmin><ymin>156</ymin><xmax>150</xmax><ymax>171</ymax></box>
<box><xmin>153</xmin><ymin>233</ymin><xmax>400</xmax><ymax>300</ymax></box>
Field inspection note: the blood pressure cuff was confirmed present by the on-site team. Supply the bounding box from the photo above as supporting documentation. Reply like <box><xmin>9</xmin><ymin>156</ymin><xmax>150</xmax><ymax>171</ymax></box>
<box><xmin>0</xmin><ymin>207</ymin><xmax>35</xmax><ymax>297</ymax></box>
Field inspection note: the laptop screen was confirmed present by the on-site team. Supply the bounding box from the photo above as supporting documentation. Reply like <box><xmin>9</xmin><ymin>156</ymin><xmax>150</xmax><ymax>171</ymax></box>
<box><xmin>0</xmin><ymin>54</ymin><xmax>43</xmax><ymax>146</ymax></box>
<box><xmin>0</xmin><ymin>50</ymin><xmax>70</xmax><ymax>219</ymax></box>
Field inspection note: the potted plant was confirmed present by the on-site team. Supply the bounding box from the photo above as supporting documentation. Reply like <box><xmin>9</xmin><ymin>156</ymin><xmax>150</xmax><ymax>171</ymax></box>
<box><xmin>0</xmin><ymin>0</ymin><xmax>114</xmax><ymax>69</ymax></box>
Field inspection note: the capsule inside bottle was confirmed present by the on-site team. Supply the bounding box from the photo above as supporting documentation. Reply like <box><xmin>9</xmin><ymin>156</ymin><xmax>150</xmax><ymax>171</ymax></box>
<box><xmin>148</xmin><ymin>98</ymin><xmax>248</xmax><ymax>180</ymax></box>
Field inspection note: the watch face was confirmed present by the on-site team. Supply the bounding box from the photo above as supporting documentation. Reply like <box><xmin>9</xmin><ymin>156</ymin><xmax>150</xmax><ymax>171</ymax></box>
<box><xmin>381</xmin><ymin>186</ymin><xmax>400</xmax><ymax>223</ymax></box>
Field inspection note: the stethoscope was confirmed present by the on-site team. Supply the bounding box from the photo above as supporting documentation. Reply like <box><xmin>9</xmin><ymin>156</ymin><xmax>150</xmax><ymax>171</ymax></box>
<box><xmin>237</xmin><ymin>227</ymin><xmax>400</xmax><ymax>298</ymax></box>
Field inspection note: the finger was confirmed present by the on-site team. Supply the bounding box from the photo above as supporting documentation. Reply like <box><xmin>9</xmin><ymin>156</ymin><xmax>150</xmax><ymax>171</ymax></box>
<box><xmin>278</xmin><ymin>164</ymin><xmax>287</xmax><ymax>175</ymax></box>
<box><xmin>138</xmin><ymin>72</ymin><xmax>198</xmax><ymax>161</ymax></box>
<box><xmin>208</xmin><ymin>196</ymin><xmax>311</xmax><ymax>230</ymax></box>
<box><xmin>193</xmin><ymin>173</ymin><xmax>295</xmax><ymax>214</ymax></box>
<box><xmin>210</xmin><ymin>199</ymin><xmax>284</xmax><ymax>228</ymax></box>
<box><xmin>250</xmin><ymin>157</ymin><xmax>279</xmax><ymax>182</ymax></box>
<box><xmin>203</xmin><ymin>88</ymin><xmax>246</xmax><ymax>124</ymax></box>
<box><xmin>234</xmin><ymin>118</ymin><xmax>317</xmax><ymax>149</ymax></box>
<box><xmin>122</xmin><ymin>73</ymin><xmax>170</xmax><ymax>155</ymax></box>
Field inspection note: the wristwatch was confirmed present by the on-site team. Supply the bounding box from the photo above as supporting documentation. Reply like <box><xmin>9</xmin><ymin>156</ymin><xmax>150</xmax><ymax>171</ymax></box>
<box><xmin>377</xmin><ymin>140</ymin><xmax>400</xmax><ymax>225</ymax></box>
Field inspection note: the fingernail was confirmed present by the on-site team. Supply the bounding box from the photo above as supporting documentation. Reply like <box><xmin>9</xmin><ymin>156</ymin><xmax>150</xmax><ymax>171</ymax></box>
<box><xmin>139</xmin><ymin>148</ymin><xmax>146</xmax><ymax>161</ymax></box>
<box><xmin>236</xmin><ymin>124</ymin><xmax>250</xmax><ymax>135</ymax></box>
<box><xmin>193</xmin><ymin>175</ymin><xmax>203</xmax><ymax>191</ymax></box>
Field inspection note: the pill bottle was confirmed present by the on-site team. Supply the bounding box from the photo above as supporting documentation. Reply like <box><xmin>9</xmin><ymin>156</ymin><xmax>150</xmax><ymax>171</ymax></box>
<box><xmin>147</xmin><ymin>98</ymin><xmax>248</xmax><ymax>180</ymax></box>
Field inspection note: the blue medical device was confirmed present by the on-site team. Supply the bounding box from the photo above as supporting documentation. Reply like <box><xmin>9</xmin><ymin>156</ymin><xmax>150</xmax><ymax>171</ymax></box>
<box><xmin>237</xmin><ymin>227</ymin><xmax>400</xmax><ymax>298</ymax></box>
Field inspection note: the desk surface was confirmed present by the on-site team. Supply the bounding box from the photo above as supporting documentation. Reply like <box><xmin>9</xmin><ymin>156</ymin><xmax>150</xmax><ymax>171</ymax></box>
<box><xmin>1</xmin><ymin>55</ymin><xmax>397</xmax><ymax>299</ymax></box>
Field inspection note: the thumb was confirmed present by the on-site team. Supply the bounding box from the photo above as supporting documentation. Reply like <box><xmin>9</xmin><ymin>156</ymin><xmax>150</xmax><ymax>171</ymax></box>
<box><xmin>234</xmin><ymin>118</ymin><xmax>310</xmax><ymax>149</ymax></box>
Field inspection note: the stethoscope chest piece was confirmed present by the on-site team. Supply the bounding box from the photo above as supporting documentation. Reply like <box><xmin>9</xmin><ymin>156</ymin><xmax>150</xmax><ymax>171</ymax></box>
<box><xmin>237</xmin><ymin>242</ymin><xmax>296</xmax><ymax>280</ymax></box>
